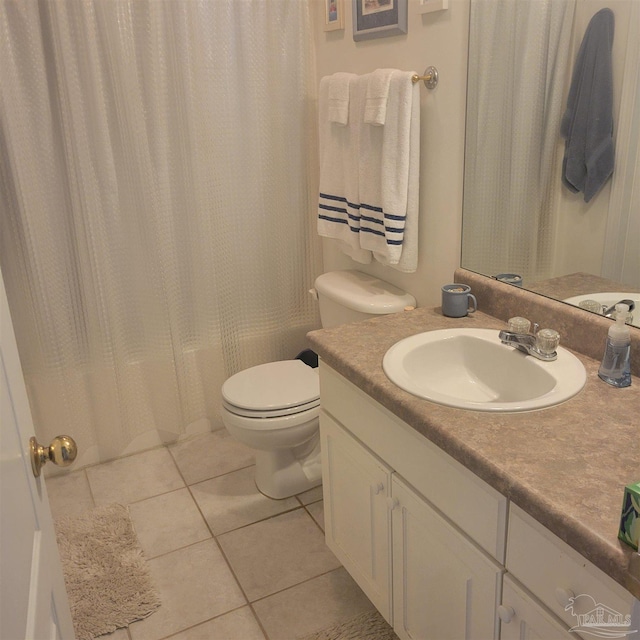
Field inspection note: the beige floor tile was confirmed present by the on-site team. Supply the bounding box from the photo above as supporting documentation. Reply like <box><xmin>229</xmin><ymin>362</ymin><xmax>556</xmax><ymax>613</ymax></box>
<box><xmin>169</xmin><ymin>430</ymin><xmax>255</xmax><ymax>485</ymax></box>
<box><xmin>128</xmin><ymin>539</ymin><xmax>246</xmax><ymax>640</ymax></box>
<box><xmin>86</xmin><ymin>448</ymin><xmax>184</xmax><ymax>506</ymax></box>
<box><xmin>190</xmin><ymin>466</ymin><xmax>299</xmax><ymax>535</ymax></box>
<box><xmin>45</xmin><ymin>470</ymin><xmax>95</xmax><ymax>518</ymax></box>
<box><xmin>252</xmin><ymin>567</ymin><xmax>375</xmax><ymax>640</ymax></box>
<box><xmin>218</xmin><ymin>508</ymin><xmax>341</xmax><ymax>602</ymax></box>
<box><xmin>128</xmin><ymin>488</ymin><xmax>211</xmax><ymax>558</ymax></box>
<box><xmin>297</xmin><ymin>485</ymin><xmax>324</xmax><ymax>506</ymax></box>
<box><xmin>165</xmin><ymin>607</ymin><xmax>266</xmax><ymax>640</ymax></box>
<box><xmin>306</xmin><ymin>500</ymin><xmax>325</xmax><ymax>532</ymax></box>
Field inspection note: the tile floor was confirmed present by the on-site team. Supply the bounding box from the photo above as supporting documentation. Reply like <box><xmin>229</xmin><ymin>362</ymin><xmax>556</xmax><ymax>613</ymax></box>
<box><xmin>46</xmin><ymin>430</ymin><xmax>377</xmax><ymax>640</ymax></box>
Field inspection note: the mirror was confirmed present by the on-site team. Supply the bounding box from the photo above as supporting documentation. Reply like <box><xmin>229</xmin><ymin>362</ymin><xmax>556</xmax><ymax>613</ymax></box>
<box><xmin>461</xmin><ymin>0</ymin><xmax>639</xmax><ymax>315</ymax></box>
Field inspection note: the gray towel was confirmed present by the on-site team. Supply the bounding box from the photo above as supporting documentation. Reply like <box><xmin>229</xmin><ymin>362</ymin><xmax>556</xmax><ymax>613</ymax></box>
<box><xmin>561</xmin><ymin>8</ymin><xmax>615</xmax><ymax>203</ymax></box>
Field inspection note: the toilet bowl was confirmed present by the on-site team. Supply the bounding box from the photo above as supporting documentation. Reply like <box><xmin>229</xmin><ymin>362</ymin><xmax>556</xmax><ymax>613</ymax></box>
<box><xmin>221</xmin><ymin>270</ymin><xmax>416</xmax><ymax>500</ymax></box>
<box><xmin>221</xmin><ymin>359</ymin><xmax>321</xmax><ymax>499</ymax></box>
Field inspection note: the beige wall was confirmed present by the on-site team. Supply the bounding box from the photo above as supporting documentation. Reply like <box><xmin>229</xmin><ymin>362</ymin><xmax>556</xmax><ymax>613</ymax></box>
<box><xmin>312</xmin><ymin>0</ymin><xmax>470</xmax><ymax>307</ymax></box>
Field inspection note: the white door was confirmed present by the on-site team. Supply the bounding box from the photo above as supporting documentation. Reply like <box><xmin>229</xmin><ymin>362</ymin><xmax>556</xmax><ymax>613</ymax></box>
<box><xmin>0</xmin><ymin>270</ymin><xmax>75</xmax><ymax>640</ymax></box>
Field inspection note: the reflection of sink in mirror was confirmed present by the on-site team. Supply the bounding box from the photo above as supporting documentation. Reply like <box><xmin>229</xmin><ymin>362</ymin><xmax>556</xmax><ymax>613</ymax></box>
<box><xmin>383</xmin><ymin>329</ymin><xmax>586</xmax><ymax>412</ymax></box>
<box><xmin>562</xmin><ymin>293</ymin><xmax>640</xmax><ymax>328</ymax></box>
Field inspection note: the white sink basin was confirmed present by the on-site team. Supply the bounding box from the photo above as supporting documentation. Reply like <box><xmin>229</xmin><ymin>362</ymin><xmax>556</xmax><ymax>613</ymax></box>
<box><xmin>563</xmin><ymin>292</ymin><xmax>639</xmax><ymax>328</ymax></box>
<box><xmin>382</xmin><ymin>328</ymin><xmax>586</xmax><ymax>412</ymax></box>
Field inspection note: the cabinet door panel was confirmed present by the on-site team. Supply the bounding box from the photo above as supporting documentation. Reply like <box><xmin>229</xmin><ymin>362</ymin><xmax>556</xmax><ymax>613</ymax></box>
<box><xmin>320</xmin><ymin>412</ymin><xmax>393</xmax><ymax>621</ymax></box>
<box><xmin>392</xmin><ymin>476</ymin><xmax>502</xmax><ymax>640</ymax></box>
<box><xmin>500</xmin><ymin>576</ymin><xmax>576</xmax><ymax>640</ymax></box>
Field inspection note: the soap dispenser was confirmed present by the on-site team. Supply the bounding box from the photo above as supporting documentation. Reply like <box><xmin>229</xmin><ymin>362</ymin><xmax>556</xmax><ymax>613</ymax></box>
<box><xmin>598</xmin><ymin>303</ymin><xmax>632</xmax><ymax>387</ymax></box>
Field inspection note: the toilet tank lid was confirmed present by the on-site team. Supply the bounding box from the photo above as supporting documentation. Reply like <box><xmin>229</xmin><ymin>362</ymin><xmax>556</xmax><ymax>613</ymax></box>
<box><xmin>314</xmin><ymin>270</ymin><xmax>416</xmax><ymax>315</ymax></box>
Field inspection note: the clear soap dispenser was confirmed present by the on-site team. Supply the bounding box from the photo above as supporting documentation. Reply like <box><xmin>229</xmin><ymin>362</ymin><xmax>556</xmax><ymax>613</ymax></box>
<box><xmin>598</xmin><ymin>303</ymin><xmax>631</xmax><ymax>387</ymax></box>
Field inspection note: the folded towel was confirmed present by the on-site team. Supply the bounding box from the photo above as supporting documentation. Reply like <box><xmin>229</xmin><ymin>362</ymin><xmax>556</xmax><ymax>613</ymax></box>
<box><xmin>358</xmin><ymin>71</ymin><xmax>419</xmax><ymax>271</ymax></box>
<box><xmin>561</xmin><ymin>8</ymin><xmax>615</xmax><ymax>203</ymax></box>
<box><xmin>327</xmin><ymin>72</ymin><xmax>355</xmax><ymax>126</ymax></box>
<box><xmin>364</xmin><ymin>69</ymin><xmax>395</xmax><ymax>126</ymax></box>
<box><xmin>394</xmin><ymin>73</ymin><xmax>420</xmax><ymax>273</ymax></box>
<box><xmin>318</xmin><ymin>74</ymin><xmax>372</xmax><ymax>264</ymax></box>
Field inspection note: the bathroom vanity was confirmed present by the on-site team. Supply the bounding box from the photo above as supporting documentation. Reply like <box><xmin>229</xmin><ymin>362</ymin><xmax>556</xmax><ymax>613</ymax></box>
<box><xmin>307</xmin><ymin>271</ymin><xmax>639</xmax><ymax>640</ymax></box>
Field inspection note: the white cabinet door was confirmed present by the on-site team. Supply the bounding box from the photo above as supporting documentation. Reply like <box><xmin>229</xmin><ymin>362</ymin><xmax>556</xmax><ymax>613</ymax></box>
<box><xmin>391</xmin><ymin>475</ymin><xmax>502</xmax><ymax>640</ymax></box>
<box><xmin>500</xmin><ymin>576</ymin><xmax>576</xmax><ymax>640</ymax></box>
<box><xmin>320</xmin><ymin>412</ymin><xmax>393</xmax><ymax>622</ymax></box>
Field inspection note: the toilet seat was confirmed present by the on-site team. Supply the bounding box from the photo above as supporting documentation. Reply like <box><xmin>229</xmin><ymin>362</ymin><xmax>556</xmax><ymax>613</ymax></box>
<box><xmin>222</xmin><ymin>360</ymin><xmax>320</xmax><ymax>419</ymax></box>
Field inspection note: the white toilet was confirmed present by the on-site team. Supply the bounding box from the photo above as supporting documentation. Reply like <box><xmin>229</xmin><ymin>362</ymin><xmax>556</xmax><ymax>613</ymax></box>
<box><xmin>221</xmin><ymin>270</ymin><xmax>416</xmax><ymax>499</ymax></box>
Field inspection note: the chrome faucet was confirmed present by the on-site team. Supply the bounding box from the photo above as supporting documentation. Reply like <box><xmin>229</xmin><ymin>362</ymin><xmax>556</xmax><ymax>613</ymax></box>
<box><xmin>603</xmin><ymin>299</ymin><xmax>635</xmax><ymax>318</ymax></box>
<box><xmin>499</xmin><ymin>320</ymin><xmax>559</xmax><ymax>361</ymax></box>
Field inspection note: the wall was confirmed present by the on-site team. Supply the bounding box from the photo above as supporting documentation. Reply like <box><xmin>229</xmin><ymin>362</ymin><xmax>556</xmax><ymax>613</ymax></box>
<box><xmin>312</xmin><ymin>0</ymin><xmax>470</xmax><ymax>307</ymax></box>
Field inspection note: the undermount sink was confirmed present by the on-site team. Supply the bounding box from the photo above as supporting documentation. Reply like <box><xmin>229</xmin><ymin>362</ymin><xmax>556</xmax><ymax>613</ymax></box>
<box><xmin>563</xmin><ymin>292</ymin><xmax>640</xmax><ymax>328</ymax></box>
<box><xmin>382</xmin><ymin>328</ymin><xmax>587</xmax><ymax>412</ymax></box>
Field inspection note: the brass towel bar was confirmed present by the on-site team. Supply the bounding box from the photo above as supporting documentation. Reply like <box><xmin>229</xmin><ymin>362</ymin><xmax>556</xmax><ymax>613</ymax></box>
<box><xmin>411</xmin><ymin>66</ymin><xmax>439</xmax><ymax>89</ymax></box>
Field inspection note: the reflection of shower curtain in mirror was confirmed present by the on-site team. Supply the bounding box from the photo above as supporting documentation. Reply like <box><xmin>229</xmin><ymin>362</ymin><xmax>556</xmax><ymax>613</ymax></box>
<box><xmin>463</xmin><ymin>0</ymin><xmax>575</xmax><ymax>283</ymax></box>
<box><xmin>0</xmin><ymin>1</ymin><xmax>321</xmax><ymax>466</ymax></box>
<box><xmin>602</xmin><ymin>0</ymin><xmax>640</xmax><ymax>288</ymax></box>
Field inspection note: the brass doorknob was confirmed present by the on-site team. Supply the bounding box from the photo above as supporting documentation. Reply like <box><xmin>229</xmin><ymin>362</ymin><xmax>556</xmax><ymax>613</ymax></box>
<box><xmin>29</xmin><ymin>435</ymin><xmax>78</xmax><ymax>478</ymax></box>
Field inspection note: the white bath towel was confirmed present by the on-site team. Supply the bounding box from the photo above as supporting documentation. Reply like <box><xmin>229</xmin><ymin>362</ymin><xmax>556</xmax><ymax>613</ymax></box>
<box><xmin>327</xmin><ymin>72</ymin><xmax>354</xmax><ymax>125</ymax></box>
<box><xmin>358</xmin><ymin>71</ymin><xmax>420</xmax><ymax>271</ymax></box>
<box><xmin>364</xmin><ymin>69</ymin><xmax>395</xmax><ymax>126</ymax></box>
<box><xmin>317</xmin><ymin>74</ymin><xmax>372</xmax><ymax>264</ymax></box>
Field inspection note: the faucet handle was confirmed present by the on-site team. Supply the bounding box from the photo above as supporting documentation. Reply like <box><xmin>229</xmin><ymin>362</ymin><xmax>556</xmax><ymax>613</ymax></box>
<box><xmin>508</xmin><ymin>316</ymin><xmax>531</xmax><ymax>334</ymax></box>
<box><xmin>536</xmin><ymin>328</ymin><xmax>560</xmax><ymax>355</ymax></box>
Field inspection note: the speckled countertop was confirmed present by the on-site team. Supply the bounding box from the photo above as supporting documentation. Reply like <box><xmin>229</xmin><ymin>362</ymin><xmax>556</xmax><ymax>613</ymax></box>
<box><xmin>307</xmin><ymin>302</ymin><xmax>640</xmax><ymax>599</ymax></box>
<box><xmin>528</xmin><ymin>271</ymin><xmax>639</xmax><ymax>301</ymax></box>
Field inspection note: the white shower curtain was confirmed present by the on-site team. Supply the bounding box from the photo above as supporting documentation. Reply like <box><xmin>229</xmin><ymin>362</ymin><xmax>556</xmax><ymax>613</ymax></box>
<box><xmin>462</xmin><ymin>0</ymin><xmax>575</xmax><ymax>284</ymax></box>
<box><xmin>0</xmin><ymin>0</ymin><xmax>322</xmax><ymax>466</ymax></box>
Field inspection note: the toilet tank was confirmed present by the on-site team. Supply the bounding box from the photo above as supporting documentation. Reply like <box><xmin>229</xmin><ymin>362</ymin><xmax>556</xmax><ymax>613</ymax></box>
<box><xmin>314</xmin><ymin>270</ymin><xmax>416</xmax><ymax>328</ymax></box>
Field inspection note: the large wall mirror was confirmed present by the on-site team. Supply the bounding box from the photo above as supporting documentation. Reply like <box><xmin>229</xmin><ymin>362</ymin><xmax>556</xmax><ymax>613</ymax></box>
<box><xmin>461</xmin><ymin>0</ymin><xmax>639</xmax><ymax>323</ymax></box>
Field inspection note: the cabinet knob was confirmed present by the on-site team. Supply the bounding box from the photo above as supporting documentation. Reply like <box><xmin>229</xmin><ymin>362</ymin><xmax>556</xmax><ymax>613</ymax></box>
<box><xmin>497</xmin><ymin>605</ymin><xmax>516</xmax><ymax>623</ymax></box>
<box><xmin>387</xmin><ymin>497</ymin><xmax>399</xmax><ymax>510</ymax></box>
<box><xmin>373</xmin><ymin>482</ymin><xmax>385</xmax><ymax>495</ymax></box>
<box><xmin>555</xmin><ymin>587</ymin><xmax>575</xmax><ymax>608</ymax></box>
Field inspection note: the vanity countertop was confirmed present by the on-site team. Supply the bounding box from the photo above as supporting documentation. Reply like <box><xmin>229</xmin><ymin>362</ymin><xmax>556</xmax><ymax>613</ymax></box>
<box><xmin>307</xmin><ymin>306</ymin><xmax>640</xmax><ymax>599</ymax></box>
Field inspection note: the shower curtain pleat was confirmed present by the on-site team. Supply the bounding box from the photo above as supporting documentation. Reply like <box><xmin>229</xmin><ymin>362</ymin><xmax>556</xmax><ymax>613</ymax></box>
<box><xmin>0</xmin><ymin>0</ymin><xmax>321</xmax><ymax>466</ymax></box>
<box><xmin>462</xmin><ymin>0</ymin><xmax>575</xmax><ymax>283</ymax></box>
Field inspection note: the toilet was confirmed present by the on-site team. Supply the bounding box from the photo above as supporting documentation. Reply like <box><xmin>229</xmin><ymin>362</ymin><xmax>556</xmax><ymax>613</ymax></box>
<box><xmin>221</xmin><ymin>270</ymin><xmax>416</xmax><ymax>499</ymax></box>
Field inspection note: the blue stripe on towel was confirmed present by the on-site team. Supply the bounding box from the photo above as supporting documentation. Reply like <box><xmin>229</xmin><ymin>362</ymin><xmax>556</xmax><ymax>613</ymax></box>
<box><xmin>360</xmin><ymin>227</ymin><xmax>404</xmax><ymax>244</ymax></box>
<box><xmin>318</xmin><ymin>194</ymin><xmax>404</xmax><ymax>245</ymax></box>
<box><xmin>319</xmin><ymin>193</ymin><xmax>361</xmax><ymax>211</ymax></box>
<box><xmin>383</xmin><ymin>213</ymin><xmax>406</xmax><ymax>222</ymax></box>
<box><xmin>360</xmin><ymin>214</ymin><xmax>384</xmax><ymax>226</ymax></box>
<box><xmin>319</xmin><ymin>203</ymin><xmax>360</xmax><ymax>222</ymax></box>
<box><xmin>318</xmin><ymin>214</ymin><xmax>360</xmax><ymax>233</ymax></box>
<box><xmin>360</xmin><ymin>202</ymin><xmax>383</xmax><ymax>214</ymax></box>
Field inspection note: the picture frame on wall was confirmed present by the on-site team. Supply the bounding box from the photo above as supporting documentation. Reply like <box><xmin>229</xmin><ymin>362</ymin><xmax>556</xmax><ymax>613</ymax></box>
<box><xmin>352</xmin><ymin>0</ymin><xmax>408</xmax><ymax>41</ymax></box>
<box><xmin>324</xmin><ymin>0</ymin><xmax>345</xmax><ymax>31</ymax></box>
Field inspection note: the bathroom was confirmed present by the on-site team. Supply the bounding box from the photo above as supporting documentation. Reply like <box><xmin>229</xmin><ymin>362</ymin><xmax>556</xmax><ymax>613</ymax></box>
<box><xmin>1</xmin><ymin>0</ymin><xmax>638</xmax><ymax>639</ymax></box>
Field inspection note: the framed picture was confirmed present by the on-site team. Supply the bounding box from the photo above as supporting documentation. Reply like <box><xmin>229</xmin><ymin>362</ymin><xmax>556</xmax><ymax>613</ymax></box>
<box><xmin>324</xmin><ymin>0</ymin><xmax>345</xmax><ymax>32</ymax></box>
<box><xmin>352</xmin><ymin>0</ymin><xmax>407</xmax><ymax>41</ymax></box>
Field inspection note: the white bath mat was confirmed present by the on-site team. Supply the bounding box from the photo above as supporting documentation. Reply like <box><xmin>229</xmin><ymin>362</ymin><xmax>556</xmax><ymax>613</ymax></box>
<box><xmin>299</xmin><ymin>609</ymin><xmax>399</xmax><ymax>640</ymax></box>
<box><xmin>55</xmin><ymin>503</ymin><xmax>160</xmax><ymax>640</ymax></box>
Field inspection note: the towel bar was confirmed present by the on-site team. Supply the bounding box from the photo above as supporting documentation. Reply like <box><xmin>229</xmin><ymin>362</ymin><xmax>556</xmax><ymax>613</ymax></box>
<box><xmin>411</xmin><ymin>66</ymin><xmax>439</xmax><ymax>89</ymax></box>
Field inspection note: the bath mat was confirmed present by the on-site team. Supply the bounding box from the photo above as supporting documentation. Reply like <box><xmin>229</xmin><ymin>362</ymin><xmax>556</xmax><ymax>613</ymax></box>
<box><xmin>299</xmin><ymin>610</ymin><xmax>399</xmax><ymax>640</ymax></box>
<box><xmin>54</xmin><ymin>503</ymin><xmax>161</xmax><ymax>640</ymax></box>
